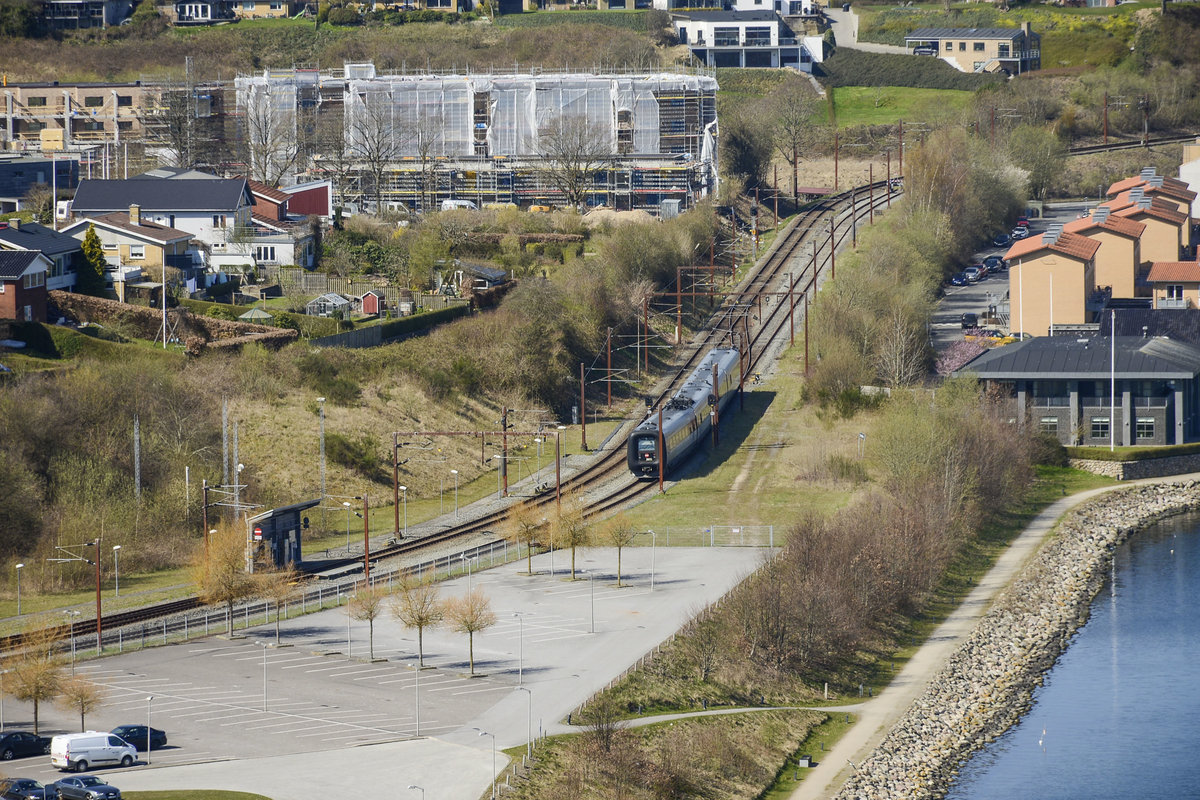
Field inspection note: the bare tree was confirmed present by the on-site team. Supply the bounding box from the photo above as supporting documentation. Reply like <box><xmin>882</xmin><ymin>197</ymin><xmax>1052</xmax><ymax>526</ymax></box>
<box><xmin>348</xmin><ymin>584</ymin><xmax>390</xmax><ymax>661</ymax></box>
<box><xmin>313</xmin><ymin>112</ymin><xmax>358</xmax><ymax>215</ymax></box>
<box><xmin>190</xmin><ymin>524</ymin><xmax>257</xmax><ymax>635</ymax></box>
<box><xmin>241</xmin><ymin>88</ymin><xmax>302</xmax><ymax>187</ymax></box>
<box><xmin>5</xmin><ymin>622</ymin><xmax>64</xmax><ymax>734</ymax></box>
<box><xmin>392</xmin><ymin>574</ymin><xmax>444</xmax><ymax>667</ymax></box>
<box><xmin>398</xmin><ymin>111</ymin><xmax>443</xmax><ymax>215</ymax></box>
<box><xmin>553</xmin><ymin>489</ymin><xmax>591</xmax><ymax>580</ymax></box>
<box><xmin>153</xmin><ymin>81</ymin><xmax>222</xmax><ymax>170</ymax></box>
<box><xmin>21</xmin><ymin>183</ymin><xmax>54</xmax><ymax>224</ymax></box>
<box><xmin>256</xmin><ymin>565</ymin><xmax>301</xmax><ymax>645</ymax></box>
<box><xmin>56</xmin><ymin>675</ymin><xmax>106</xmax><ymax>731</ymax></box>
<box><xmin>502</xmin><ymin>501</ymin><xmax>547</xmax><ymax>575</ymax></box>
<box><xmin>537</xmin><ymin>114</ymin><xmax>611</xmax><ymax>210</ymax></box>
<box><xmin>444</xmin><ymin>589</ymin><xmax>496</xmax><ymax>676</ymax></box>
<box><xmin>873</xmin><ymin>308</ymin><xmax>930</xmax><ymax>387</ymax></box>
<box><xmin>773</xmin><ymin>83</ymin><xmax>819</xmax><ymax>201</ymax></box>
<box><xmin>347</xmin><ymin>89</ymin><xmax>402</xmax><ymax>211</ymax></box>
<box><xmin>578</xmin><ymin>692</ymin><xmax>627</xmax><ymax>753</ymax></box>
<box><xmin>602</xmin><ymin>513</ymin><xmax>638</xmax><ymax>587</ymax></box>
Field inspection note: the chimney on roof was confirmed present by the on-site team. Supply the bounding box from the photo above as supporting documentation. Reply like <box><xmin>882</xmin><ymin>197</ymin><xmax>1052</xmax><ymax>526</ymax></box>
<box><xmin>1138</xmin><ymin>198</ymin><xmax>1152</xmax><ymax>210</ymax></box>
<box><xmin>129</xmin><ymin>204</ymin><xmax>140</xmax><ymax>226</ymax></box>
<box><xmin>7</xmin><ymin>218</ymin><xmax>18</xmax><ymax>230</ymax></box>
<box><xmin>1093</xmin><ymin>206</ymin><xmax>1110</xmax><ymax>224</ymax></box>
<box><xmin>1149</xmin><ymin>175</ymin><xmax>1164</xmax><ymax>188</ymax></box>
<box><xmin>1042</xmin><ymin>224</ymin><xmax>1062</xmax><ymax>246</ymax></box>
<box><xmin>1021</xmin><ymin>21</ymin><xmax>1031</xmax><ymax>37</ymax></box>
<box><xmin>1140</xmin><ymin>167</ymin><xmax>1157</xmax><ymax>180</ymax></box>
<box><xmin>1129</xmin><ymin>187</ymin><xmax>1145</xmax><ymax>202</ymax></box>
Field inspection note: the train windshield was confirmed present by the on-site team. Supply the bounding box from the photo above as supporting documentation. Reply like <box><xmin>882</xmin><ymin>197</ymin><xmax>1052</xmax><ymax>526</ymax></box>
<box><xmin>637</xmin><ymin>437</ymin><xmax>656</xmax><ymax>452</ymax></box>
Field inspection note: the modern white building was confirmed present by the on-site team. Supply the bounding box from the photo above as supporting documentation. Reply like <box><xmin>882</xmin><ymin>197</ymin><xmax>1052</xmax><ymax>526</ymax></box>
<box><xmin>674</xmin><ymin>11</ymin><xmax>824</xmax><ymax>71</ymax></box>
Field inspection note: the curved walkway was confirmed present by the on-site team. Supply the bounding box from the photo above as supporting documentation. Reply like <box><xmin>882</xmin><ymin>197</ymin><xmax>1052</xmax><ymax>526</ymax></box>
<box><xmin>788</xmin><ymin>473</ymin><xmax>1200</xmax><ymax>800</ymax></box>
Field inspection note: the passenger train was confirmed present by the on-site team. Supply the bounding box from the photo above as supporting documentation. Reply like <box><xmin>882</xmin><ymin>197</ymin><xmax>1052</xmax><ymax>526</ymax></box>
<box><xmin>626</xmin><ymin>347</ymin><xmax>741</xmax><ymax>478</ymax></box>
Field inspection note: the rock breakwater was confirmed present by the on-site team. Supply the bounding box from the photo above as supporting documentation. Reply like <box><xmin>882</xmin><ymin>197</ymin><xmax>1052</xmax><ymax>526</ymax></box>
<box><xmin>834</xmin><ymin>482</ymin><xmax>1200</xmax><ymax>800</ymax></box>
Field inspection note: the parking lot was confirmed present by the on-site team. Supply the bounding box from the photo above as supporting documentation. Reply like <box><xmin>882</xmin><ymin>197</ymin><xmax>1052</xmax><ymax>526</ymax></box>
<box><xmin>0</xmin><ymin>545</ymin><xmax>766</xmax><ymax>799</ymax></box>
<box><xmin>931</xmin><ymin>203</ymin><xmax>1092</xmax><ymax>350</ymax></box>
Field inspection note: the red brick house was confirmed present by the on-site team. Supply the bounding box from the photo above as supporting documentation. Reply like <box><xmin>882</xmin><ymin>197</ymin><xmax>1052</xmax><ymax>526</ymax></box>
<box><xmin>0</xmin><ymin>250</ymin><xmax>51</xmax><ymax>322</ymax></box>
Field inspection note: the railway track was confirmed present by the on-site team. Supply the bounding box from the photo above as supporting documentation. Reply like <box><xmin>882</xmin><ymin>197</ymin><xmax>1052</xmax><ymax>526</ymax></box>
<box><xmin>1067</xmin><ymin>132</ymin><xmax>1197</xmax><ymax>155</ymax></box>
<box><xmin>8</xmin><ymin>181</ymin><xmax>897</xmax><ymax>652</ymax></box>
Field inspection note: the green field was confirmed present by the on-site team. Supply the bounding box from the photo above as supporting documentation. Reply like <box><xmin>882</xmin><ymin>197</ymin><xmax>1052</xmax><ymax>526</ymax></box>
<box><xmin>829</xmin><ymin>85</ymin><xmax>972</xmax><ymax>127</ymax></box>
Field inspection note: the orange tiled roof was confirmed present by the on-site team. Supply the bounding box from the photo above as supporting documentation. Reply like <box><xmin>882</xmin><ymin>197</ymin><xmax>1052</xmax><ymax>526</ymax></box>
<box><xmin>89</xmin><ymin>212</ymin><xmax>191</xmax><ymax>243</ymax></box>
<box><xmin>1146</xmin><ymin>261</ymin><xmax>1200</xmax><ymax>283</ymax></box>
<box><xmin>1114</xmin><ymin>201</ymin><xmax>1187</xmax><ymax>226</ymax></box>
<box><xmin>1004</xmin><ymin>231</ymin><xmax>1100</xmax><ymax>262</ymax></box>
<box><xmin>1107</xmin><ymin>176</ymin><xmax>1145</xmax><ymax>196</ymax></box>
<box><xmin>1146</xmin><ymin>182</ymin><xmax>1198</xmax><ymax>205</ymax></box>
<box><xmin>241</xmin><ymin>177</ymin><xmax>291</xmax><ymax>204</ymax></box>
<box><xmin>1063</xmin><ymin>213</ymin><xmax>1145</xmax><ymax>239</ymax></box>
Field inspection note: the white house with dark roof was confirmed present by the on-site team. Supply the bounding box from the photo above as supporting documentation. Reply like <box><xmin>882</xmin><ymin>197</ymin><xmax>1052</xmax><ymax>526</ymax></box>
<box><xmin>905</xmin><ymin>23</ymin><xmax>1040</xmax><ymax>74</ymax></box>
<box><xmin>69</xmin><ymin>170</ymin><xmax>253</xmax><ymax>249</ymax></box>
<box><xmin>0</xmin><ymin>218</ymin><xmax>82</xmax><ymax>292</ymax></box>
<box><xmin>674</xmin><ymin>10</ymin><xmax>823</xmax><ymax>71</ymax></box>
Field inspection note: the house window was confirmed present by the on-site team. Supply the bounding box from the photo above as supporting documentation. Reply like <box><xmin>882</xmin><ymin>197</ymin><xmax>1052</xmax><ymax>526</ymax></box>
<box><xmin>117</xmin><ymin>95</ymin><xmax>133</xmax><ymax>107</ymax></box>
<box><xmin>213</xmin><ymin>215</ymin><xmax>226</xmax><ymax>228</ymax></box>
<box><xmin>959</xmin><ymin>41</ymin><xmax>966</xmax><ymax>51</ymax></box>
<box><xmin>84</xmin><ymin>96</ymin><xmax>104</xmax><ymax>107</ymax></box>
<box><xmin>1167</xmin><ymin>284</ymin><xmax>1184</xmax><ymax>300</ymax></box>
<box><xmin>1091</xmin><ymin>417</ymin><xmax>1110</xmax><ymax>440</ymax></box>
<box><xmin>243</xmin><ymin>0</ymin><xmax>254</xmax><ymax>7</ymax></box>
<box><xmin>973</xmin><ymin>42</ymin><xmax>985</xmax><ymax>51</ymax></box>
<box><xmin>1039</xmin><ymin>417</ymin><xmax>1058</xmax><ymax>436</ymax></box>
<box><xmin>270</xmin><ymin>0</ymin><xmax>283</xmax><ymax>8</ymax></box>
<box><xmin>998</xmin><ymin>44</ymin><xmax>1010</xmax><ymax>57</ymax></box>
<box><xmin>22</xmin><ymin>271</ymin><xmax>45</xmax><ymax>289</ymax></box>
<box><xmin>254</xmin><ymin>245</ymin><xmax>276</xmax><ymax>262</ymax></box>
<box><xmin>129</xmin><ymin>245</ymin><xmax>145</xmax><ymax>260</ymax></box>
<box><xmin>1136</xmin><ymin>417</ymin><xmax>1155</xmax><ymax>439</ymax></box>
<box><xmin>713</xmin><ymin>26</ymin><xmax>740</xmax><ymax>46</ymax></box>
<box><xmin>944</xmin><ymin>41</ymin><xmax>952</xmax><ymax>51</ymax></box>
<box><xmin>101</xmin><ymin>243</ymin><xmax>117</xmax><ymax>251</ymax></box>
<box><xmin>26</xmin><ymin>96</ymin><xmax>47</xmax><ymax>107</ymax></box>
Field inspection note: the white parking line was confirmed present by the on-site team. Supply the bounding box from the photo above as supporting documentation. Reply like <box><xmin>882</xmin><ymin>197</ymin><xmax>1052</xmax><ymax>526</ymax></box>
<box><xmin>280</xmin><ymin>659</ymin><xmax>350</xmax><ymax>671</ymax></box>
<box><xmin>427</xmin><ymin>681</ymin><xmax>498</xmax><ymax>693</ymax></box>
<box><xmin>448</xmin><ymin>684</ymin><xmax>512</xmax><ymax>697</ymax></box>
<box><xmin>328</xmin><ymin>666</ymin><xmax>396</xmax><ymax>678</ymax></box>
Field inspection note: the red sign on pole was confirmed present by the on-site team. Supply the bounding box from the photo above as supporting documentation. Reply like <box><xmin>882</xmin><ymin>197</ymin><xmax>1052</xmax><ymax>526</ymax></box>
<box><xmin>253</xmin><ymin>526</ymin><xmax>263</xmax><ymax>541</ymax></box>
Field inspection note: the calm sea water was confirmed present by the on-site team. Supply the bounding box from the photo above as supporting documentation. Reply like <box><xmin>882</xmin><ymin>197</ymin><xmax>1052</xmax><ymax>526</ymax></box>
<box><xmin>945</xmin><ymin>512</ymin><xmax>1200</xmax><ymax>800</ymax></box>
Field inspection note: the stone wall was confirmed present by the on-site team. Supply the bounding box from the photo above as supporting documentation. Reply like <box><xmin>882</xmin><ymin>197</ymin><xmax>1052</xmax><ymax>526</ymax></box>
<box><xmin>835</xmin><ymin>482</ymin><xmax>1200</xmax><ymax>800</ymax></box>
<box><xmin>1069</xmin><ymin>454</ymin><xmax>1200</xmax><ymax>481</ymax></box>
<box><xmin>50</xmin><ymin>291</ymin><xmax>297</xmax><ymax>353</ymax></box>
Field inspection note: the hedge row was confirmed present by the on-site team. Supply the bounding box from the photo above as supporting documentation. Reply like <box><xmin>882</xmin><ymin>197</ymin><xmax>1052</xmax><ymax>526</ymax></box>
<box><xmin>816</xmin><ymin>49</ymin><xmax>1004</xmax><ymax>91</ymax></box>
<box><xmin>1065</xmin><ymin>442</ymin><xmax>1200</xmax><ymax>462</ymax></box>
<box><xmin>380</xmin><ymin>304</ymin><xmax>469</xmax><ymax>340</ymax></box>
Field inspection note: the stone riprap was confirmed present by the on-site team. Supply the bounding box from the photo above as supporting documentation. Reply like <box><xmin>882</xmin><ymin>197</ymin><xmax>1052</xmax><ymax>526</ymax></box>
<box><xmin>1069</xmin><ymin>455</ymin><xmax>1200</xmax><ymax>481</ymax></box>
<box><xmin>834</xmin><ymin>482</ymin><xmax>1200</xmax><ymax>800</ymax></box>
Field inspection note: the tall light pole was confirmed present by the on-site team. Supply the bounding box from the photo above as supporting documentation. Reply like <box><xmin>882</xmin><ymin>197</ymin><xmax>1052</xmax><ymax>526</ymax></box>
<box><xmin>474</xmin><ymin>728</ymin><xmax>497</xmax><ymax>800</ymax></box>
<box><xmin>112</xmin><ymin>546</ymin><xmax>121</xmax><ymax>597</ymax></box>
<box><xmin>513</xmin><ymin>612</ymin><xmax>525</xmax><ymax>685</ymax></box>
<box><xmin>399</xmin><ymin>485</ymin><xmax>408</xmax><ymax>538</ymax></box>
<box><xmin>258</xmin><ymin>641</ymin><xmax>268</xmax><ymax>711</ymax></box>
<box><xmin>317</xmin><ymin>397</ymin><xmax>326</xmax><ymax>503</ymax></box>
<box><xmin>343</xmin><ymin>501</ymin><xmax>352</xmax><ymax>551</ymax></box>
<box><xmin>451</xmin><ymin>469</ymin><xmax>459</xmax><ymax>520</ymax></box>
<box><xmin>649</xmin><ymin>529</ymin><xmax>656</xmax><ymax>592</ymax></box>
<box><xmin>14</xmin><ymin>564</ymin><xmax>23</xmax><ymax>616</ymax></box>
<box><xmin>462</xmin><ymin>554</ymin><xmax>476</xmax><ymax>594</ymax></box>
<box><xmin>64</xmin><ymin>610</ymin><xmax>80</xmax><ymax>675</ymax></box>
<box><xmin>516</xmin><ymin>686</ymin><xmax>532</xmax><ymax>759</ymax></box>
<box><xmin>146</xmin><ymin>696</ymin><xmax>153</xmax><ymax>765</ymax></box>
<box><xmin>533</xmin><ymin>437</ymin><xmax>543</xmax><ymax>487</ymax></box>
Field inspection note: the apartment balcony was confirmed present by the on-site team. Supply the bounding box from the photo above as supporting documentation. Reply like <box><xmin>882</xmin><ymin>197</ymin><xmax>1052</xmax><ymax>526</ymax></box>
<box><xmin>1157</xmin><ymin>297</ymin><xmax>1190</xmax><ymax>310</ymax></box>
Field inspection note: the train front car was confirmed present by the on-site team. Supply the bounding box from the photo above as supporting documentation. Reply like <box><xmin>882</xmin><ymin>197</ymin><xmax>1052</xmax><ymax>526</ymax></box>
<box><xmin>626</xmin><ymin>347</ymin><xmax>741</xmax><ymax>479</ymax></box>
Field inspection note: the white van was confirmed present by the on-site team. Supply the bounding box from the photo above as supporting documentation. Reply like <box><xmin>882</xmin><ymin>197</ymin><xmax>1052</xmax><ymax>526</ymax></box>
<box><xmin>440</xmin><ymin>199</ymin><xmax>478</xmax><ymax>212</ymax></box>
<box><xmin>50</xmin><ymin>732</ymin><xmax>137</xmax><ymax>772</ymax></box>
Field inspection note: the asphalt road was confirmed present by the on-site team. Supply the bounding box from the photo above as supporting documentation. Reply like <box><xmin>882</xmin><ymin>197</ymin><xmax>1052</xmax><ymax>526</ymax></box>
<box><xmin>1</xmin><ymin>546</ymin><xmax>766</xmax><ymax>800</ymax></box>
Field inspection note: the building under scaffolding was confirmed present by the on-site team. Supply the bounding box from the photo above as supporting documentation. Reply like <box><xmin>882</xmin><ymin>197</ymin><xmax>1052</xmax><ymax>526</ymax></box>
<box><xmin>234</xmin><ymin>65</ymin><xmax>718</xmax><ymax>213</ymax></box>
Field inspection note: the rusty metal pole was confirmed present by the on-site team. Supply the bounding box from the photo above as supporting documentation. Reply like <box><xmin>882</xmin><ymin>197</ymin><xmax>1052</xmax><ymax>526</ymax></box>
<box><xmin>804</xmin><ymin>292</ymin><xmax>810</xmax><ymax>374</ymax></box>
<box><xmin>812</xmin><ymin>240</ymin><xmax>818</xmax><ymax>278</ymax></box>
<box><xmin>606</xmin><ymin>328</ymin><xmax>612</xmax><ymax>409</ymax></box>
<box><xmin>502</xmin><ymin>406</ymin><xmax>509</xmax><ymax>496</ymax></box>
<box><xmin>94</xmin><ymin>540</ymin><xmax>102</xmax><ymax>650</ymax></box>
<box><xmin>362</xmin><ymin>495</ymin><xmax>370</xmax><ymax>581</ymax></box>
<box><xmin>869</xmin><ymin>163</ymin><xmax>874</xmax><ymax>224</ymax></box>
<box><xmin>579</xmin><ymin>365</ymin><xmax>587</xmax><ymax>453</ymax></box>
<box><xmin>886</xmin><ymin>150</ymin><xmax>891</xmax><ymax>209</ymax></box>
<box><xmin>899</xmin><ymin>119</ymin><xmax>903</xmax><ymax>174</ymax></box>
<box><xmin>393</xmin><ymin>433</ymin><xmax>399</xmax><ymax>536</ymax></box>
<box><xmin>830</xmin><ymin>217</ymin><xmax>836</xmax><ymax>281</ymax></box>
<box><xmin>788</xmin><ymin>272</ymin><xmax>794</xmax><ymax>345</ymax></box>
<box><xmin>834</xmin><ymin>131</ymin><xmax>839</xmax><ymax>192</ymax></box>
<box><xmin>643</xmin><ymin>296</ymin><xmax>649</xmax><ymax>373</ymax></box>
<box><xmin>676</xmin><ymin>265</ymin><xmax>682</xmax><ymax>345</ymax></box>
<box><xmin>657</xmin><ymin>405</ymin><xmax>665</xmax><ymax>494</ymax></box>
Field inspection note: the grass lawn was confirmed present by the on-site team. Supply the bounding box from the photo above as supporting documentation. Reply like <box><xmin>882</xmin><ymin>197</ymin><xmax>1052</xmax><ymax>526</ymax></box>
<box><xmin>830</xmin><ymin>86</ymin><xmax>972</xmax><ymax>128</ymax></box>
<box><xmin>760</xmin><ymin>713</ymin><xmax>856</xmax><ymax>799</ymax></box>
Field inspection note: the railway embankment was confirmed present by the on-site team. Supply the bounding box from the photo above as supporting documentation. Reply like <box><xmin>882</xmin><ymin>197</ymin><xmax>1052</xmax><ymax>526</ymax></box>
<box><xmin>834</xmin><ymin>481</ymin><xmax>1200</xmax><ymax>800</ymax></box>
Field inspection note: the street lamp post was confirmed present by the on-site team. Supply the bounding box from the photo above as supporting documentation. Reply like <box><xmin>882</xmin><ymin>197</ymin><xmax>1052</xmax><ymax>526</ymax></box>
<box><xmin>112</xmin><ymin>546</ymin><xmax>121</xmax><ymax>597</ymax></box>
<box><xmin>461</xmin><ymin>554</ymin><xmax>476</xmax><ymax>594</ymax></box>
<box><xmin>14</xmin><ymin>564</ymin><xmax>23</xmax><ymax>616</ymax></box>
<box><xmin>649</xmin><ymin>529</ymin><xmax>656</xmax><ymax>592</ymax></box>
<box><xmin>399</xmin><ymin>485</ymin><xmax>408</xmax><ymax>538</ymax></box>
<box><xmin>258</xmin><ymin>641</ymin><xmax>268</xmax><ymax>712</ymax></box>
<box><xmin>451</xmin><ymin>469</ymin><xmax>459</xmax><ymax>520</ymax></box>
<box><xmin>146</xmin><ymin>696</ymin><xmax>153</xmax><ymax>765</ymax></box>
<box><xmin>63</xmin><ymin>610</ymin><xmax>80</xmax><ymax>675</ymax></box>
<box><xmin>343</xmin><ymin>501</ymin><xmax>352</xmax><ymax>551</ymax></box>
<box><xmin>533</xmin><ymin>437</ymin><xmax>543</xmax><ymax>487</ymax></box>
<box><xmin>588</xmin><ymin>570</ymin><xmax>595</xmax><ymax>633</ymax></box>
<box><xmin>513</xmin><ymin>612</ymin><xmax>525</xmax><ymax>685</ymax></box>
<box><xmin>474</xmin><ymin>728</ymin><xmax>497</xmax><ymax>800</ymax></box>
<box><xmin>409</xmin><ymin>661</ymin><xmax>421</xmax><ymax>737</ymax></box>
<box><xmin>516</xmin><ymin>686</ymin><xmax>532</xmax><ymax>759</ymax></box>
<box><xmin>317</xmin><ymin>397</ymin><xmax>326</xmax><ymax>503</ymax></box>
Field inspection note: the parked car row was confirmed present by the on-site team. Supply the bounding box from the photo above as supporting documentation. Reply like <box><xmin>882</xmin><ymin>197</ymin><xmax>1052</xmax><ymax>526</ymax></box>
<box><xmin>0</xmin><ymin>724</ymin><xmax>169</xmax><ymax>800</ymax></box>
<box><xmin>0</xmin><ymin>776</ymin><xmax>121</xmax><ymax>800</ymax></box>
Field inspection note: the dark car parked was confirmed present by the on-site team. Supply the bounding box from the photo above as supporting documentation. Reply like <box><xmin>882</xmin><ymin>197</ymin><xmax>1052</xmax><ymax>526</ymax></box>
<box><xmin>109</xmin><ymin>727</ymin><xmax>165</xmax><ymax>752</ymax></box>
<box><xmin>984</xmin><ymin>255</ymin><xmax>1007</xmax><ymax>271</ymax></box>
<box><xmin>950</xmin><ymin>271</ymin><xmax>969</xmax><ymax>287</ymax></box>
<box><xmin>992</xmin><ymin>232</ymin><xmax>1011</xmax><ymax>247</ymax></box>
<box><xmin>0</xmin><ymin>732</ymin><xmax>51</xmax><ymax>761</ymax></box>
<box><xmin>0</xmin><ymin>778</ymin><xmax>52</xmax><ymax>800</ymax></box>
<box><xmin>961</xmin><ymin>312</ymin><xmax>979</xmax><ymax>330</ymax></box>
<box><xmin>47</xmin><ymin>777</ymin><xmax>120</xmax><ymax>800</ymax></box>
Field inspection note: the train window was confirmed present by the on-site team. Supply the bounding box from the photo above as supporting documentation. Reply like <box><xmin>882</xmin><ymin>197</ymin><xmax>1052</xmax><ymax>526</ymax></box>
<box><xmin>637</xmin><ymin>438</ymin><xmax>655</xmax><ymax>452</ymax></box>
